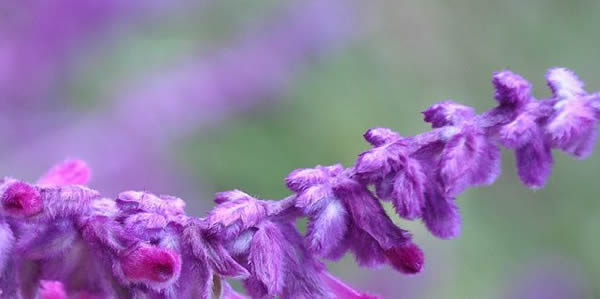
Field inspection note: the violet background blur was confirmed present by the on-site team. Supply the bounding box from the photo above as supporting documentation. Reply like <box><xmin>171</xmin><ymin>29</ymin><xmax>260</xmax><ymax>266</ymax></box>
<box><xmin>2</xmin><ymin>1</ymin><xmax>599</xmax><ymax>298</ymax></box>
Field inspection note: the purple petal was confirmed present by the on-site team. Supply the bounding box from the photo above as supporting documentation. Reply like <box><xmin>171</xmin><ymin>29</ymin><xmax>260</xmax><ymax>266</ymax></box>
<box><xmin>546</xmin><ymin>98</ymin><xmax>597</xmax><ymax>156</ymax></box>
<box><xmin>295</xmin><ymin>184</ymin><xmax>334</xmax><ymax>213</ymax></box>
<box><xmin>207</xmin><ymin>240</ymin><xmax>251</xmax><ymax>279</ymax></box>
<box><xmin>285</xmin><ymin>167</ymin><xmax>329</xmax><ymax>192</ymax></box>
<box><xmin>277</xmin><ymin>223</ymin><xmax>333</xmax><ymax>298</ymax></box>
<box><xmin>492</xmin><ymin>70</ymin><xmax>532</xmax><ymax>106</ymax></box>
<box><xmin>122</xmin><ymin>212</ymin><xmax>168</xmax><ymax>235</ymax></box>
<box><xmin>333</xmin><ymin>179</ymin><xmax>411</xmax><ymax>249</ymax></box>
<box><xmin>438</xmin><ymin>132</ymin><xmax>481</xmax><ymax>197</ymax></box>
<box><xmin>0</xmin><ymin>221</ymin><xmax>14</xmax><ymax>274</ymax></box>
<box><xmin>563</xmin><ymin>128</ymin><xmax>597</xmax><ymax>159</ymax></box>
<box><xmin>422</xmin><ymin>190</ymin><xmax>461</xmax><ymax>239</ymax></box>
<box><xmin>546</xmin><ymin>68</ymin><xmax>585</xmax><ymax>99</ymax></box>
<box><xmin>37</xmin><ymin>159</ymin><xmax>91</xmax><ymax>186</ymax></box>
<box><xmin>249</xmin><ymin>221</ymin><xmax>285</xmax><ymax>296</ymax></box>
<box><xmin>374</xmin><ymin>175</ymin><xmax>394</xmax><ymax>201</ymax></box>
<box><xmin>116</xmin><ymin>191</ymin><xmax>185</xmax><ymax>216</ymax></box>
<box><xmin>214</xmin><ymin>189</ymin><xmax>253</xmax><ymax>205</ymax></box>
<box><xmin>183</xmin><ymin>222</ymin><xmax>250</xmax><ymax>279</ymax></box>
<box><xmin>391</xmin><ymin>158</ymin><xmax>426</xmax><ymax>220</ymax></box>
<box><xmin>469</xmin><ymin>139</ymin><xmax>501</xmax><ymax>186</ymax></box>
<box><xmin>499</xmin><ymin>112</ymin><xmax>539</xmax><ymax>148</ymax></box>
<box><xmin>423</xmin><ymin>100</ymin><xmax>476</xmax><ymax>128</ymax></box>
<box><xmin>39</xmin><ymin>185</ymin><xmax>100</xmax><ymax>220</ymax></box>
<box><xmin>305</xmin><ymin>199</ymin><xmax>349</xmax><ymax>258</ymax></box>
<box><xmin>80</xmin><ymin>215</ymin><xmax>135</xmax><ymax>252</ymax></box>
<box><xmin>515</xmin><ymin>132</ymin><xmax>553</xmax><ymax>188</ymax></box>
<box><xmin>355</xmin><ymin>142</ymin><xmax>406</xmax><ymax>180</ymax></box>
<box><xmin>16</xmin><ymin>219</ymin><xmax>77</xmax><ymax>259</ymax></box>
<box><xmin>204</xmin><ymin>190</ymin><xmax>268</xmax><ymax>240</ymax></box>
<box><xmin>348</xmin><ymin>227</ymin><xmax>386</xmax><ymax>267</ymax></box>
<box><xmin>363</xmin><ymin>128</ymin><xmax>401</xmax><ymax>146</ymax></box>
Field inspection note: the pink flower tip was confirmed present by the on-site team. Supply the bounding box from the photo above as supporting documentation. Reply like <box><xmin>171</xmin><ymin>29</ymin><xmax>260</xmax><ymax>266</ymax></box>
<box><xmin>39</xmin><ymin>280</ymin><xmax>67</xmax><ymax>299</ymax></box>
<box><xmin>37</xmin><ymin>159</ymin><xmax>92</xmax><ymax>186</ymax></box>
<box><xmin>120</xmin><ymin>246</ymin><xmax>182</xmax><ymax>286</ymax></box>
<box><xmin>1</xmin><ymin>182</ymin><xmax>43</xmax><ymax>217</ymax></box>
<box><xmin>384</xmin><ymin>242</ymin><xmax>424</xmax><ymax>274</ymax></box>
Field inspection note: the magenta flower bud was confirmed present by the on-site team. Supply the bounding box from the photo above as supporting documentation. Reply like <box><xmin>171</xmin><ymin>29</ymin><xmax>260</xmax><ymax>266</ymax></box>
<box><xmin>119</xmin><ymin>245</ymin><xmax>182</xmax><ymax>287</ymax></box>
<box><xmin>384</xmin><ymin>242</ymin><xmax>424</xmax><ymax>275</ymax></box>
<box><xmin>37</xmin><ymin>159</ymin><xmax>91</xmax><ymax>186</ymax></box>
<box><xmin>1</xmin><ymin>182</ymin><xmax>42</xmax><ymax>217</ymax></box>
<box><xmin>39</xmin><ymin>280</ymin><xmax>67</xmax><ymax>299</ymax></box>
<box><xmin>492</xmin><ymin>70</ymin><xmax>532</xmax><ymax>106</ymax></box>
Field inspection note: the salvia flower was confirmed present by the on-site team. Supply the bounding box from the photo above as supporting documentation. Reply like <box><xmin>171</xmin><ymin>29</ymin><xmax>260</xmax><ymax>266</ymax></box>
<box><xmin>0</xmin><ymin>67</ymin><xmax>597</xmax><ymax>298</ymax></box>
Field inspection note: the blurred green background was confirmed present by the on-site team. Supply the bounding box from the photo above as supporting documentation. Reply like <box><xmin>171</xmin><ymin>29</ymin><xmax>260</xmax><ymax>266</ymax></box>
<box><xmin>7</xmin><ymin>0</ymin><xmax>600</xmax><ymax>298</ymax></box>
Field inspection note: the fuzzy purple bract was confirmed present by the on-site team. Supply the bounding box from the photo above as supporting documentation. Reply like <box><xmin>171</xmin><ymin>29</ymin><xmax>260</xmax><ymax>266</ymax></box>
<box><xmin>0</xmin><ymin>67</ymin><xmax>598</xmax><ymax>298</ymax></box>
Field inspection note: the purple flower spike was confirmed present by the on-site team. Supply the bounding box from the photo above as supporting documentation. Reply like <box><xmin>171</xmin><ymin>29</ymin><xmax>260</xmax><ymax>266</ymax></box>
<box><xmin>39</xmin><ymin>280</ymin><xmax>67</xmax><ymax>299</ymax></box>
<box><xmin>1</xmin><ymin>67</ymin><xmax>599</xmax><ymax>297</ymax></box>
<box><xmin>492</xmin><ymin>70</ymin><xmax>532</xmax><ymax>106</ymax></box>
<box><xmin>37</xmin><ymin>159</ymin><xmax>91</xmax><ymax>186</ymax></box>
<box><xmin>423</xmin><ymin>100</ymin><xmax>476</xmax><ymax>128</ymax></box>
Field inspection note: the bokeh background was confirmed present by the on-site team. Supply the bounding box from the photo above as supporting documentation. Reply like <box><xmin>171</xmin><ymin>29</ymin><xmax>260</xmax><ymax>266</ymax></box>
<box><xmin>2</xmin><ymin>0</ymin><xmax>600</xmax><ymax>298</ymax></box>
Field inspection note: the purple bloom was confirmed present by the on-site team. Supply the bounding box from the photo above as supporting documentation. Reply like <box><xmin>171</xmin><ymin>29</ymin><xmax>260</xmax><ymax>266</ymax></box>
<box><xmin>287</xmin><ymin>164</ymin><xmax>424</xmax><ymax>274</ymax></box>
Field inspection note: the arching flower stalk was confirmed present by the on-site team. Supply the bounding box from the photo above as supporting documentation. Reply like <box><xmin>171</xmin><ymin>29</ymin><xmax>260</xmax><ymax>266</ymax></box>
<box><xmin>0</xmin><ymin>67</ymin><xmax>598</xmax><ymax>298</ymax></box>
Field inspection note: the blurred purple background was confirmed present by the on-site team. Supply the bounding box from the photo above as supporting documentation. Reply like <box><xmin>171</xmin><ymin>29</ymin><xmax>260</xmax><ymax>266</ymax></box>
<box><xmin>2</xmin><ymin>0</ymin><xmax>599</xmax><ymax>298</ymax></box>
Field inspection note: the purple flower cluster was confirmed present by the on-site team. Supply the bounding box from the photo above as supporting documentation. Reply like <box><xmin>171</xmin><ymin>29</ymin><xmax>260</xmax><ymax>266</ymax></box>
<box><xmin>0</xmin><ymin>67</ymin><xmax>598</xmax><ymax>298</ymax></box>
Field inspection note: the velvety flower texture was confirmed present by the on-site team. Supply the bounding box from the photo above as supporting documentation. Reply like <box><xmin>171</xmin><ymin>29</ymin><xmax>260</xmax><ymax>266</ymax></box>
<box><xmin>0</xmin><ymin>67</ymin><xmax>598</xmax><ymax>298</ymax></box>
